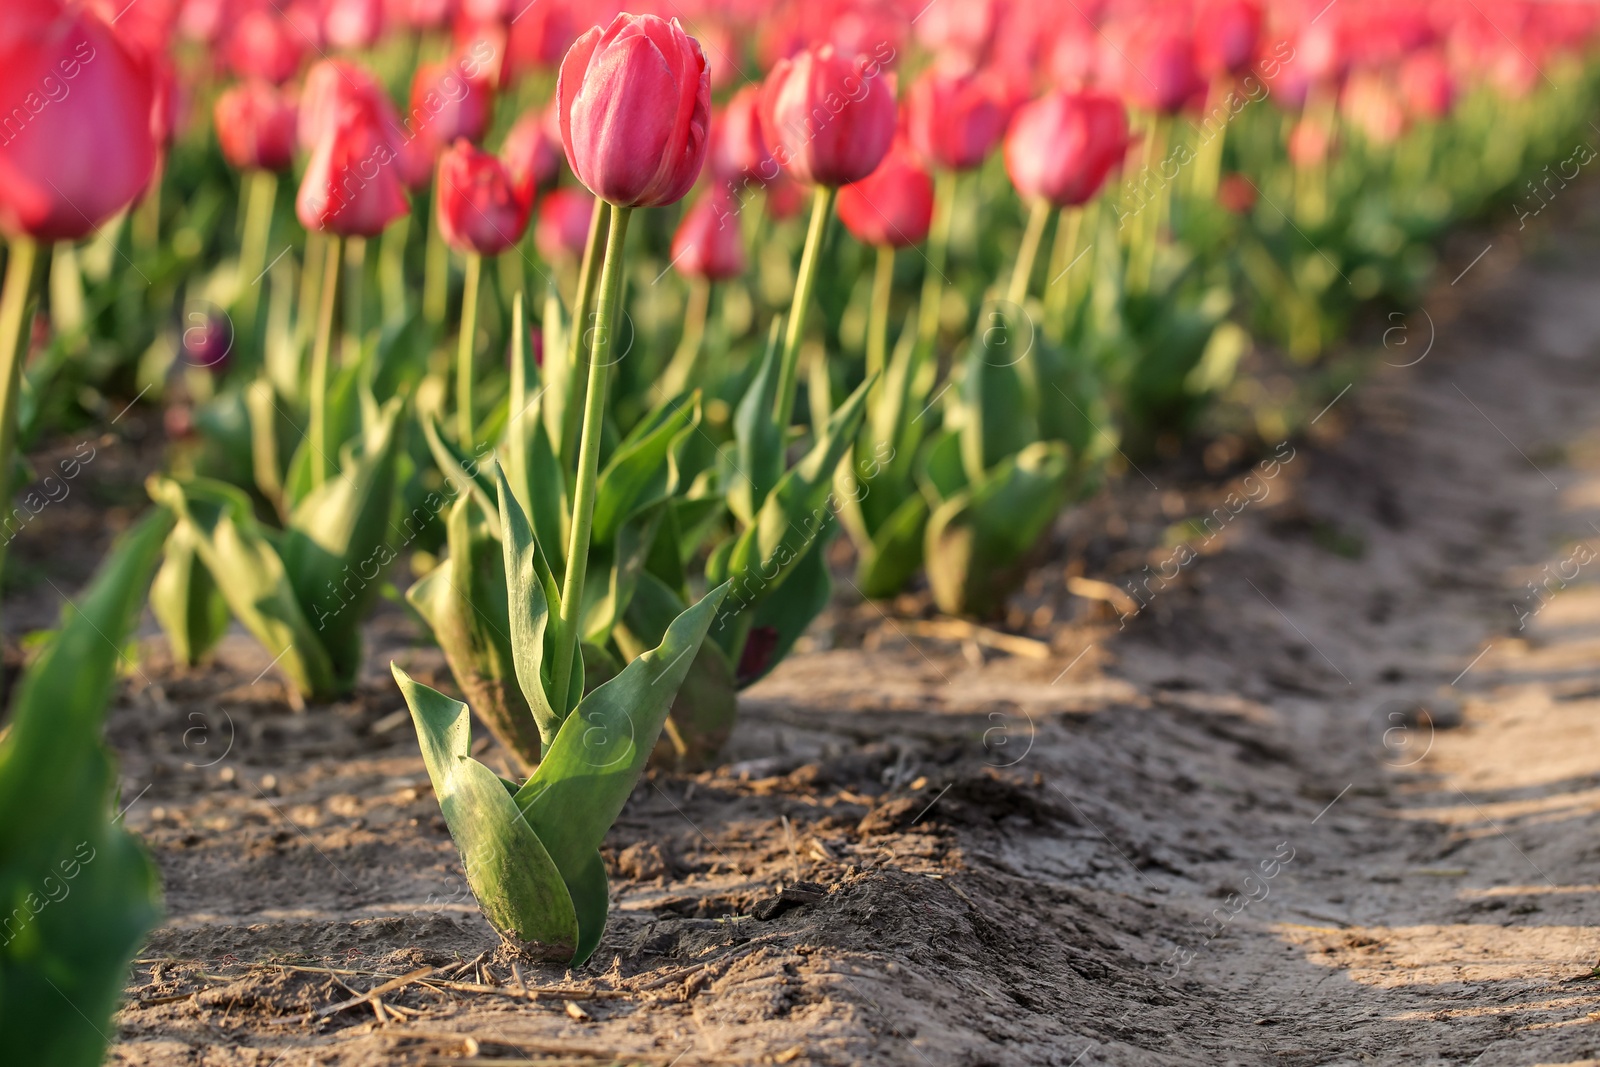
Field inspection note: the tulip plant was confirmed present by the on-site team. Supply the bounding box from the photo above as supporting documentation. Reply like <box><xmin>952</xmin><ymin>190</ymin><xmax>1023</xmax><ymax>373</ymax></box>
<box><xmin>393</xmin><ymin>14</ymin><xmax>731</xmax><ymax>961</ymax></box>
<box><xmin>5</xmin><ymin>0</ymin><xmax>1600</xmax><ymax>986</ymax></box>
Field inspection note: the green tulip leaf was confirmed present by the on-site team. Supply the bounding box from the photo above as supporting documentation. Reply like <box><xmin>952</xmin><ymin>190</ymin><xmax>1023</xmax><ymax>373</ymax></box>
<box><xmin>855</xmin><ymin>492</ymin><xmax>930</xmax><ymax>601</ymax></box>
<box><xmin>495</xmin><ymin>468</ymin><xmax>565</xmax><ymax>749</ymax></box>
<box><xmin>0</xmin><ymin>508</ymin><xmax>170</xmax><ymax>1066</ymax></box>
<box><xmin>406</xmin><ymin>495</ymin><xmax>543</xmax><ymax>772</ymax></box>
<box><xmin>391</xmin><ymin>667</ymin><xmax>579</xmax><ymax>957</ymax></box>
<box><xmin>149</xmin><ymin>520</ymin><xmax>230</xmax><ymax>667</ymax></box>
<box><xmin>513</xmin><ymin>583</ymin><xmax>728</xmax><ymax>893</ymax></box>
<box><xmin>925</xmin><ymin>441</ymin><xmax>1070</xmax><ymax>618</ymax></box>
<box><xmin>148</xmin><ymin>475</ymin><xmax>337</xmax><ymax>698</ymax></box>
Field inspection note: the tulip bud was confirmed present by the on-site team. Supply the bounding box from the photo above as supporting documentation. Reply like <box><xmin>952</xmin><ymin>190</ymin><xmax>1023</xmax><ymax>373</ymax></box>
<box><xmin>1341</xmin><ymin>72</ymin><xmax>1405</xmax><ymax>146</ymax></box>
<box><xmin>506</xmin><ymin>0</ymin><xmax>579</xmax><ymax>78</ymax></box>
<box><xmin>410</xmin><ymin>55</ymin><xmax>495</xmax><ymax>150</ymax></box>
<box><xmin>390</xmin><ymin>0</ymin><xmax>455</xmax><ymax>31</ymax></box>
<box><xmin>1196</xmin><ymin>0</ymin><xmax>1263</xmax><ymax>78</ymax></box>
<box><xmin>709</xmin><ymin>85</ymin><xmax>775</xmax><ymax>187</ymax></box>
<box><xmin>671</xmin><ymin>190</ymin><xmax>745</xmax><ymax>281</ymax></box>
<box><xmin>214</xmin><ymin>81</ymin><xmax>299</xmax><ymax>173</ymax></box>
<box><xmin>0</xmin><ymin>0</ymin><xmax>158</xmax><ymax>241</ymax></box>
<box><xmin>906</xmin><ymin>67</ymin><xmax>1006</xmax><ymax>172</ymax></box>
<box><xmin>502</xmin><ymin>110</ymin><xmax>562</xmax><ymax>207</ymax></box>
<box><xmin>296</xmin><ymin>94</ymin><xmax>411</xmax><ymax>236</ymax></box>
<box><xmin>300</xmin><ymin>59</ymin><xmax>431</xmax><ymax>189</ymax></box>
<box><xmin>837</xmin><ymin>140</ymin><xmax>934</xmax><ymax>249</ymax></box>
<box><xmin>324</xmin><ymin>0</ymin><xmax>386</xmax><ymax>51</ymax></box>
<box><xmin>1003</xmin><ymin>91</ymin><xmax>1129</xmax><ymax>208</ymax></box>
<box><xmin>535</xmin><ymin>187</ymin><xmax>595</xmax><ymax>261</ymax></box>
<box><xmin>1399</xmin><ymin>49</ymin><xmax>1456</xmax><ymax>121</ymax></box>
<box><xmin>435</xmin><ymin>139</ymin><xmax>530</xmax><ymax>255</ymax></box>
<box><xmin>1287</xmin><ymin>118</ymin><xmax>1332</xmax><ymax>168</ymax></box>
<box><xmin>226</xmin><ymin>9</ymin><xmax>307</xmax><ymax>84</ymax></box>
<box><xmin>557</xmin><ymin>14</ymin><xmax>710</xmax><ymax>209</ymax></box>
<box><xmin>1217</xmin><ymin>173</ymin><xmax>1256</xmax><ymax>215</ymax></box>
<box><xmin>1120</xmin><ymin>23</ymin><xmax>1203</xmax><ymax>114</ymax></box>
<box><xmin>759</xmin><ymin>44</ymin><xmax>897</xmax><ymax>187</ymax></box>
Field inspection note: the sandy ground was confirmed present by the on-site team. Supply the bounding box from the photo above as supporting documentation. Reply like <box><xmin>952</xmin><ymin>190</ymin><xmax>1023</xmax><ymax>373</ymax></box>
<box><xmin>16</xmin><ymin>186</ymin><xmax>1600</xmax><ymax>1065</ymax></box>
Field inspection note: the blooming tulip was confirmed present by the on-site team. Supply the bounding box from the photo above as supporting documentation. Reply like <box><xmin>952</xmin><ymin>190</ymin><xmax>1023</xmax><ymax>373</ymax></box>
<box><xmin>759</xmin><ymin>44</ymin><xmax>896</xmax><ymax>187</ymax></box>
<box><xmin>557</xmin><ymin>13</ymin><xmax>710</xmax><ymax>209</ymax></box>
<box><xmin>708</xmin><ymin>85</ymin><xmax>774</xmax><ymax>187</ymax></box>
<box><xmin>837</xmin><ymin>141</ymin><xmax>935</xmax><ymax>249</ymax></box>
<box><xmin>0</xmin><ymin>0</ymin><xmax>158</xmax><ymax>241</ymax></box>
<box><xmin>502</xmin><ymin>111</ymin><xmax>562</xmax><ymax>207</ymax></box>
<box><xmin>1196</xmin><ymin>0</ymin><xmax>1263</xmax><ymax>78</ymax></box>
<box><xmin>534</xmin><ymin>187</ymin><xmax>594</xmax><ymax>262</ymax></box>
<box><xmin>296</xmin><ymin>94</ymin><xmax>411</xmax><ymax>236</ymax></box>
<box><xmin>671</xmin><ymin>190</ymin><xmax>745</xmax><ymax>281</ymax></box>
<box><xmin>214</xmin><ymin>81</ymin><xmax>298</xmax><ymax>173</ymax></box>
<box><xmin>1004</xmin><ymin>91</ymin><xmax>1130</xmax><ymax>208</ymax></box>
<box><xmin>436</xmin><ymin>140</ymin><xmax>530</xmax><ymax>255</ymax></box>
<box><xmin>906</xmin><ymin>67</ymin><xmax>1006</xmax><ymax>172</ymax></box>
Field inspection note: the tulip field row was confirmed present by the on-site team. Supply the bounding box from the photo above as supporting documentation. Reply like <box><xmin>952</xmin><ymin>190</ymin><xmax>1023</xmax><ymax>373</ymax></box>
<box><xmin>2</xmin><ymin>0</ymin><xmax>1598</xmax><ymax>1061</ymax></box>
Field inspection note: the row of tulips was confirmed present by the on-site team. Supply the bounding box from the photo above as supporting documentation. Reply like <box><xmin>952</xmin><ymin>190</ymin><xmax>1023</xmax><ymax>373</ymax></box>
<box><xmin>4</xmin><ymin>1</ymin><xmax>1600</xmax><ymax>1056</ymax></box>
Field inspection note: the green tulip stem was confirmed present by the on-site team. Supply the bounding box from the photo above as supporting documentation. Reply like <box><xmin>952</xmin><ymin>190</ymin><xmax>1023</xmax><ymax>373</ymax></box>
<box><xmin>378</xmin><ymin>211</ymin><xmax>410</xmax><ymax>327</ymax></box>
<box><xmin>0</xmin><ymin>236</ymin><xmax>37</xmax><ymax>587</ymax></box>
<box><xmin>1127</xmin><ymin>114</ymin><xmax>1171</xmax><ymax>297</ymax></box>
<box><xmin>1008</xmin><ymin>198</ymin><xmax>1053</xmax><ymax>307</ymax></box>
<box><xmin>659</xmin><ymin>275</ymin><xmax>711</xmax><ymax>400</ymax></box>
<box><xmin>455</xmin><ymin>251</ymin><xmax>483</xmax><ymax>446</ymax></box>
<box><xmin>867</xmin><ymin>244</ymin><xmax>895</xmax><ymax>386</ymax></box>
<box><xmin>552</xmin><ymin>204</ymin><xmax>632</xmax><ymax>717</ymax></box>
<box><xmin>561</xmin><ymin>197</ymin><xmax>611</xmax><ymax>466</ymax></box>
<box><xmin>917</xmin><ymin>169</ymin><xmax>958</xmax><ymax>352</ymax></box>
<box><xmin>342</xmin><ymin>235</ymin><xmax>366</xmax><ymax>366</ymax></box>
<box><xmin>1043</xmin><ymin>204</ymin><xmax>1086</xmax><ymax>337</ymax></box>
<box><xmin>423</xmin><ymin>194</ymin><xmax>449</xmax><ymax>330</ymax></box>
<box><xmin>237</xmin><ymin>169</ymin><xmax>278</xmax><ymax>362</ymax></box>
<box><xmin>774</xmin><ymin>183</ymin><xmax>837</xmax><ymax>432</ymax></box>
<box><xmin>308</xmin><ymin>234</ymin><xmax>343</xmax><ymax>488</ymax></box>
<box><xmin>296</xmin><ymin>229</ymin><xmax>326</xmax><ymax>356</ymax></box>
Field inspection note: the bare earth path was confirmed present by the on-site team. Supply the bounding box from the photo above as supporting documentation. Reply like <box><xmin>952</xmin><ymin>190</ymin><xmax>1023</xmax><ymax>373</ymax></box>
<box><xmin>91</xmin><ymin>190</ymin><xmax>1600</xmax><ymax>1065</ymax></box>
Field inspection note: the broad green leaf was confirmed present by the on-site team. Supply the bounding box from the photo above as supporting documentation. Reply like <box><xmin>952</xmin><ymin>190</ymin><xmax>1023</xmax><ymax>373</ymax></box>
<box><xmin>149</xmin><ymin>521</ymin><xmax>229</xmax><ymax>667</ymax></box>
<box><xmin>391</xmin><ymin>668</ymin><xmax>578</xmax><ymax>956</ymax></box>
<box><xmin>281</xmin><ymin>396</ymin><xmax>408</xmax><ymax>689</ymax></box>
<box><xmin>244</xmin><ymin>377</ymin><xmax>289</xmax><ymax>521</ymax></box>
<box><xmin>727</xmin><ymin>320</ymin><xmax>785</xmax><ymax>527</ymax></box>
<box><xmin>419</xmin><ymin>406</ymin><xmax>498</xmax><ymax>537</ymax></box>
<box><xmin>582</xmin><ymin>502</ymin><xmax>664</xmax><ymax>647</ymax></box>
<box><xmin>744</xmin><ymin>528</ymin><xmax>834</xmax><ymax>688</ymax></box>
<box><xmin>495</xmin><ymin>468</ymin><xmax>564</xmax><ymax>748</ymax></box>
<box><xmin>148</xmin><ymin>476</ymin><xmax>337</xmax><ymax>697</ymax></box>
<box><xmin>406</xmin><ymin>495</ymin><xmax>543</xmax><ymax>772</ymax></box>
<box><xmin>717</xmin><ymin>375</ymin><xmax>872</xmax><ymax>615</ymax></box>
<box><xmin>925</xmin><ymin>442</ymin><xmax>1070</xmax><ymax>618</ymax></box>
<box><xmin>0</xmin><ymin>508</ymin><xmax>170</xmax><ymax>1066</ymax></box>
<box><xmin>855</xmin><ymin>493</ymin><xmax>930</xmax><ymax>601</ymax></box>
<box><xmin>591</xmin><ymin>402</ymin><xmax>692</xmax><ymax>547</ymax></box>
<box><xmin>960</xmin><ymin>302</ymin><xmax>1036</xmax><ymax>484</ymax></box>
<box><xmin>513</xmin><ymin>584</ymin><xmax>729</xmax><ymax>884</ymax></box>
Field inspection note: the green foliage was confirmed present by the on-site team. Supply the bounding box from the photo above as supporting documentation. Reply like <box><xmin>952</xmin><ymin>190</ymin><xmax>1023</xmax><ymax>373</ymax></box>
<box><xmin>0</xmin><ymin>509</ymin><xmax>170</xmax><ymax>1064</ymax></box>
<box><xmin>148</xmin><ymin>396</ymin><xmax>409</xmax><ymax>699</ymax></box>
<box><xmin>393</xmin><ymin>582</ymin><xmax>727</xmax><ymax>964</ymax></box>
